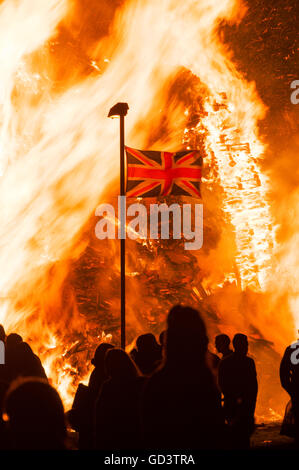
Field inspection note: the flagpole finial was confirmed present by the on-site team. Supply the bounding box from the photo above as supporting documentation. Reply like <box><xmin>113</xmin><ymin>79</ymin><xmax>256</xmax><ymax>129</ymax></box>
<box><xmin>108</xmin><ymin>102</ymin><xmax>129</xmax><ymax>118</ymax></box>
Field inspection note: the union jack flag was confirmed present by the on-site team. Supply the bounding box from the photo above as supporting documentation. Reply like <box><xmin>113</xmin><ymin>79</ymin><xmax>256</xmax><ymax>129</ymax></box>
<box><xmin>125</xmin><ymin>147</ymin><xmax>202</xmax><ymax>198</ymax></box>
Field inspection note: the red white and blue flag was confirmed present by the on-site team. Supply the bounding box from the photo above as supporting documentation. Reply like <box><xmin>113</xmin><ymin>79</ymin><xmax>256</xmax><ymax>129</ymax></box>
<box><xmin>125</xmin><ymin>147</ymin><xmax>202</xmax><ymax>198</ymax></box>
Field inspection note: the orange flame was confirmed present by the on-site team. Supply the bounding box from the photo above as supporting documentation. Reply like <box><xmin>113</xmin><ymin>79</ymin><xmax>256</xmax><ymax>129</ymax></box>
<box><xmin>0</xmin><ymin>0</ymin><xmax>295</xmax><ymax>413</ymax></box>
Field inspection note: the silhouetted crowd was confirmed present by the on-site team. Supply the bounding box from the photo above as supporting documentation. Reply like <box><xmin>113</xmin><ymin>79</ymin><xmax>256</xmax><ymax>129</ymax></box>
<box><xmin>0</xmin><ymin>305</ymin><xmax>298</xmax><ymax>450</ymax></box>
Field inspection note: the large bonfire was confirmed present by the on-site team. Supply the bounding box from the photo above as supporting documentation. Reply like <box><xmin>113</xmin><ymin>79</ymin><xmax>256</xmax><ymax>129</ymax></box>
<box><xmin>0</xmin><ymin>0</ymin><xmax>297</xmax><ymax>420</ymax></box>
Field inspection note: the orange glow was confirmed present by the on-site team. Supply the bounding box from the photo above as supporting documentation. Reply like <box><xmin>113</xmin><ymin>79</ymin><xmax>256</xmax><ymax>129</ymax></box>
<box><xmin>0</xmin><ymin>0</ymin><xmax>295</xmax><ymax>416</ymax></box>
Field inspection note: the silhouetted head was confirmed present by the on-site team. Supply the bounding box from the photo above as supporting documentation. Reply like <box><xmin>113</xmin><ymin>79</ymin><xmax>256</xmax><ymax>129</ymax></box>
<box><xmin>0</xmin><ymin>325</ymin><xmax>5</xmax><ymax>342</ymax></box>
<box><xmin>6</xmin><ymin>333</ymin><xmax>22</xmax><ymax>350</ymax></box>
<box><xmin>12</xmin><ymin>342</ymin><xmax>41</xmax><ymax>377</ymax></box>
<box><xmin>136</xmin><ymin>333</ymin><xmax>159</xmax><ymax>354</ymax></box>
<box><xmin>5</xmin><ymin>377</ymin><xmax>66</xmax><ymax>449</ymax></box>
<box><xmin>166</xmin><ymin>305</ymin><xmax>208</xmax><ymax>366</ymax></box>
<box><xmin>91</xmin><ymin>342</ymin><xmax>114</xmax><ymax>367</ymax></box>
<box><xmin>105</xmin><ymin>348</ymin><xmax>138</xmax><ymax>382</ymax></box>
<box><xmin>233</xmin><ymin>333</ymin><xmax>248</xmax><ymax>356</ymax></box>
<box><xmin>215</xmin><ymin>334</ymin><xmax>231</xmax><ymax>354</ymax></box>
<box><xmin>16</xmin><ymin>341</ymin><xmax>34</xmax><ymax>356</ymax></box>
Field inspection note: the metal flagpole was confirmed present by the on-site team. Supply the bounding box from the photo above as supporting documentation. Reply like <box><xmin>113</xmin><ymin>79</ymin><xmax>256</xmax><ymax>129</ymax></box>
<box><xmin>108</xmin><ymin>102</ymin><xmax>129</xmax><ymax>350</ymax></box>
<box><xmin>119</xmin><ymin>112</ymin><xmax>126</xmax><ymax>350</ymax></box>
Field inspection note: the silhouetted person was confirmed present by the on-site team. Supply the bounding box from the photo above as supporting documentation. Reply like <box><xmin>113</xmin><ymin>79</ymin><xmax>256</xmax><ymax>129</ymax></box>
<box><xmin>0</xmin><ymin>325</ymin><xmax>6</xmax><ymax>383</ymax></box>
<box><xmin>6</xmin><ymin>333</ymin><xmax>22</xmax><ymax>348</ymax></box>
<box><xmin>95</xmin><ymin>348</ymin><xmax>145</xmax><ymax>449</ymax></box>
<box><xmin>4</xmin><ymin>377</ymin><xmax>67</xmax><ymax>449</ymax></box>
<box><xmin>89</xmin><ymin>343</ymin><xmax>115</xmax><ymax>402</ymax></box>
<box><xmin>68</xmin><ymin>342</ymin><xmax>114</xmax><ymax>449</ymax></box>
<box><xmin>215</xmin><ymin>334</ymin><xmax>233</xmax><ymax>359</ymax></box>
<box><xmin>280</xmin><ymin>340</ymin><xmax>299</xmax><ymax>445</ymax></box>
<box><xmin>4</xmin><ymin>333</ymin><xmax>23</xmax><ymax>383</ymax></box>
<box><xmin>218</xmin><ymin>333</ymin><xmax>257</xmax><ymax>449</ymax></box>
<box><xmin>141</xmin><ymin>305</ymin><xmax>225</xmax><ymax>449</ymax></box>
<box><xmin>0</xmin><ymin>325</ymin><xmax>5</xmax><ymax>343</ymax></box>
<box><xmin>14</xmin><ymin>342</ymin><xmax>47</xmax><ymax>380</ymax></box>
<box><xmin>132</xmin><ymin>333</ymin><xmax>162</xmax><ymax>375</ymax></box>
<box><xmin>159</xmin><ymin>330</ymin><xmax>166</xmax><ymax>347</ymax></box>
<box><xmin>206</xmin><ymin>349</ymin><xmax>220</xmax><ymax>380</ymax></box>
<box><xmin>158</xmin><ymin>330</ymin><xmax>167</xmax><ymax>362</ymax></box>
<box><xmin>159</xmin><ymin>330</ymin><xmax>166</xmax><ymax>349</ymax></box>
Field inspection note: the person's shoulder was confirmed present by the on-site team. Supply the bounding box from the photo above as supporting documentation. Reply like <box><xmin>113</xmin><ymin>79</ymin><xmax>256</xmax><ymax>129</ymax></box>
<box><xmin>149</xmin><ymin>366</ymin><xmax>165</xmax><ymax>379</ymax></box>
<box><xmin>88</xmin><ymin>368</ymin><xmax>97</xmax><ymax>382</ymax></box>
<box><xmin>136</xmin><ymin>375</ymin><xmax>147</xmax><ymax>386</ymax></box>
<box><xmin>145</xmin><ymin>366</ymin><xmax>166</xmax><ymax>387</ymax></box>
<box><xmin>219</xmin><ymin>353</ymin><xmax>234</xmax><ymax>366</ymax></box>
<box><xmin>207</xmin><ymin>351</ymin><xmax>220</xmax><ymax>366</ymax></box>
<box><xmin>246</xmin><ymin>356</ymin><xmax>255</xmax><ymax>364</ymax></box>
<box><xmin>99</xmin><ymin>378</ymin><xmax>111</xmax><ymax>393</ymax></box>
<box><xmin>245</xmin><ymin>356</ymin><xmax>257</xmax><ymax>369</ymax></box>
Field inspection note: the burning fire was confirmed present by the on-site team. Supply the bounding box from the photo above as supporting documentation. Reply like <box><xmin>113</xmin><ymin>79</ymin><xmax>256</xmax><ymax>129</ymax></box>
<box><xmin>202</xmin><ymin>94</ymin><xmax>276</xmax><ymax>291</ymax></box>
<box><xmin>0</xmin><ymin>0</ymin><xmax>296</xmax><ymax>416</ymax></box>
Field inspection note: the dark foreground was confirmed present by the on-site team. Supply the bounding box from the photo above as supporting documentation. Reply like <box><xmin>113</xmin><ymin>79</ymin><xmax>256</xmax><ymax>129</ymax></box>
<box><xmin>251</xmin><ymin>422</ymin><xmax>294</xmax><ymax>449</ymax></box>
<box><xmin>66</xmin><ymin>422</ymin><xmax>295</xmax><ymax>451</ymax></box>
